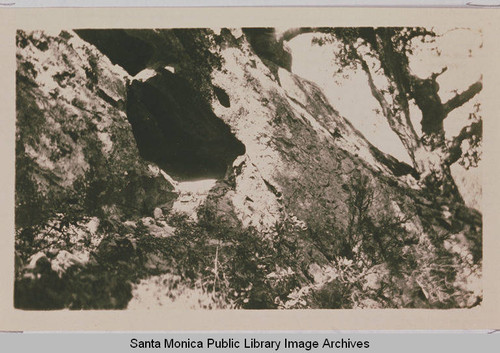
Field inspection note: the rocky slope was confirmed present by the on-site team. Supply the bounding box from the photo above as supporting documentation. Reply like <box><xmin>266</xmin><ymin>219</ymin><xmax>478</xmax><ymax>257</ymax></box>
<box><xmin>14</xmin><ymin>28</ymin><xmax>482</xmax><ymax>310</ymax></box>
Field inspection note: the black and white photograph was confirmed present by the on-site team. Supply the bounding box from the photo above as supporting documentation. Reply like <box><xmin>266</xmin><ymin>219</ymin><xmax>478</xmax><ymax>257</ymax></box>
<box><xmin>14</xmin><ymin>25</ymin><xmax>484</xmax><ymax>311</ymax></box>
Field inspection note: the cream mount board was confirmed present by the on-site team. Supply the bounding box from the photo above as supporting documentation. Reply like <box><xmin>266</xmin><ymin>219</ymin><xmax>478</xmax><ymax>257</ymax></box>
<box><xmin>1</xmin><ymin>7</ymin><xmax>499</xmax><ymax>330</ymax></box>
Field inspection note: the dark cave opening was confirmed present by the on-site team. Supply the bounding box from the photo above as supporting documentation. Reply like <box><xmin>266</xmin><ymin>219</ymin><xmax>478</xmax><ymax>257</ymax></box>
<box><xmin>126</xmin><ymin>69</ymin><xmax>246</xmax><ymax>181</ymax></box>
<box><xmin>75</xmin><ymin>29</ymin><xmax>155</xmax><ymax>76</ymax></box>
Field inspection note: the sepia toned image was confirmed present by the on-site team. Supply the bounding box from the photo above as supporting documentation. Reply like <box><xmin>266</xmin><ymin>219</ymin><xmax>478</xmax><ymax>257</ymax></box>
<box><xmin>13</xmin><ymin>25</ymin><xmax>485</xmax><ymax>312</ymax></box>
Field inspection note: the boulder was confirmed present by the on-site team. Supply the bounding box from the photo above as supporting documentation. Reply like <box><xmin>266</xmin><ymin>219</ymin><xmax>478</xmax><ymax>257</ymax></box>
<box><xmin>95</xmin><ymin>234</ymin><xmax>136</xmax><ymax>263</ymax></box>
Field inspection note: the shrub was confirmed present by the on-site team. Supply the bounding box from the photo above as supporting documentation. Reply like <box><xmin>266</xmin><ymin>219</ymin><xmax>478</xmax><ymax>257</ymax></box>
<box><xmin>133</xmin><ymin>206</ymin><xmax>305</xmax><ymax>309</ymax></box>
<box><xmin>309</xmin><ymin>279</ymin><xmax>352</xmax><ymax>309</ymax></box>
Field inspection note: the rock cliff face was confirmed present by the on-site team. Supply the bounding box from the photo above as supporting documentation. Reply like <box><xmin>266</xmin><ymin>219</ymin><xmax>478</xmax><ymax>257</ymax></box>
<box><xmin>14</xmin><ymin>29</ymin><xmax>482</xmax><ymax>310</ymax></box>
<box><xmin>16</xmin><ymin>30</ymin><xmax>175</xmax><ymax>225</ymax></box>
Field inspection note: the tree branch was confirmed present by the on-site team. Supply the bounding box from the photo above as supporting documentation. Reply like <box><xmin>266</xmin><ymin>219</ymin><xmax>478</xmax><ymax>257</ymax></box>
<box><xmin>278</xmin><ymin>28</ymin><xmax>315</xmax><ymax>43</ymax></box>
<box><xmin>356</xmin><ymin>52</ymin><xmax>391</xmax><ymax>118</ymax></box>
<box><xmin>445</xmin><ymin>120</ymin><xmax>482</xmax><ymax>165</ymax></box>
<box><xmin>443</xmin><ymin>77</ymin><xmax>483</xmax><ymax>115</ymax></box>
<box><xmin>431</xmin><ymin>66</ymin><xmax>448</xmax><ymax>80</ymax></box>
<box><xmin>278</xmin><ymin>27</ymin><xmax>333</xmax><ymax>44</ymax></box>
<box><xmin>355</xmin><ymin>46</ymin><xmax>422</xmax><ymax>164</ymax></box>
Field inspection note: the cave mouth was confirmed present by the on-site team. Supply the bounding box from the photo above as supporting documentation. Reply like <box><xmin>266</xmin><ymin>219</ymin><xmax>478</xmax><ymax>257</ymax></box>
<box><xmin>75</xmin><ymin>29</ymin><xmax>155</xmax><ymax>76</ymax></box>
<box><xmin>126</xmin><ymin>69</ymin><xmax>245</xmax><ymax>181</ymax></box>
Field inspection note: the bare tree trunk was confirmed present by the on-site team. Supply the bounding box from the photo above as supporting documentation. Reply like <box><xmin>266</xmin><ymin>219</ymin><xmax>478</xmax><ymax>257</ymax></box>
<box><xmin>356</xmin><ymin>49</ymin><xmax>479</xmax><ymax>204</ymax></box>
<box><xmin>279</xmin><ymin>27</ymin><xmax>482</xmax><ymax>203</ymax></box>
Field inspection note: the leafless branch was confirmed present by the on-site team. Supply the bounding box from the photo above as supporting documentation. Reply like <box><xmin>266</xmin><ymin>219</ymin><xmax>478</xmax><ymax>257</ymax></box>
<box><xmin>445</xmin><ymin>120</ymin><xmax>482</xmax><ymax>165</ymax></box>
<box><xmin>443</xmin><ymin>77</ymin><xmax>483</xmax><ymax>115</ymax></box>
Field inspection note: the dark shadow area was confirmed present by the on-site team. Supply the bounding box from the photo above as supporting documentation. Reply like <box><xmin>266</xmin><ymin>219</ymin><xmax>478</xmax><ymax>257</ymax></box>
<box><xmin>213</xmin><ymin>86</ymin><xmax>230</xmax><ymax>108</ymax></box>
<box><xmin>75</xmin><ymin>29</ymin><xmax>154</xmax><ymax>76</ymax></box>
<box><xmin>242</xmin><ymin>28</ymin><xmax>292</xmax><ymax>71</ymax></box>
<box><xmin>127</xmin><ymin>69</ymin><xmax>246</xmax><ymax>180</ymax></box>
